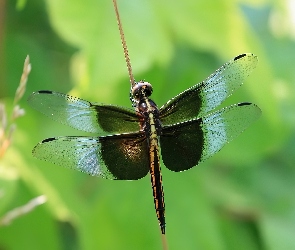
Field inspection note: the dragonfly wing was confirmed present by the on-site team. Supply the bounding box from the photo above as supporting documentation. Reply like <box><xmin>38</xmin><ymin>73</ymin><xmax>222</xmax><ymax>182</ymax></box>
<box><xmin>28</xmin><ymin>90</ymin><xmax>140</xmax><ymax>134</ymax></box>
<box><xmin>159</xmin><ymin>53</ymin><xmax>258</xmax><ymax>126</ymax></box>
<box><xmin>160</xmin><ymin>102</ymin><xmax>261</xmax><ymax>172</ymax></box>
<box><xmin>33</xmin><ymin>132</ymin><xmax>149</xmax><ymax>180</ymax></box>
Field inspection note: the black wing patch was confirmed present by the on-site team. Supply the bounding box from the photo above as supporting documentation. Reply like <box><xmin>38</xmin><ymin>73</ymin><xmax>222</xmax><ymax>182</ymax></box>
<box><xmin>28</xmin><ymin>91</ymin><xmax>140</xmax><ymax>134</ymax></box>
<box><xmin>159</xmin><ymin>53</ymin><xmax>258</xmax><ymax>126</ymax></box>
<box><xmin>32</xmin><ymin>132</ymin><xmax>149</xmax><ymax>180</ymax></box>
<box><xmin>160</xmin><ymin>102</ymin><xmax>261</xmax><ymax>172</ymax></box>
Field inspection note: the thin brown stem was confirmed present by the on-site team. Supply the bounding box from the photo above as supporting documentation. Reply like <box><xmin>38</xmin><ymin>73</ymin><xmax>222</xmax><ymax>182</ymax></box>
<box><xmin>161</xmin><ymin>233</ymin><xmax>169</xmax><ymax>250</ymax></box>
<box><xmin>112</xmin><ymin>0</ymin><xmax>136</xmax><ymax>88</ymax></box>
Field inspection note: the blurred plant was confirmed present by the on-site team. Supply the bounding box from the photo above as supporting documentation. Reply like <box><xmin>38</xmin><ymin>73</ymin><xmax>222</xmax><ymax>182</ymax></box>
<box><xmin>0</xmin><ymin>195</ymin><xmax>47</xmax><ymax>226</ymax></box>
<box><xmin>0</xmin><ymin>55</ymin><xmax>30</xmax><ymax>158</ymax></box>
<box><xmin>0</xmin><ymin>56</ymin><xmax>47</xmax><ymax>226</ymax></box>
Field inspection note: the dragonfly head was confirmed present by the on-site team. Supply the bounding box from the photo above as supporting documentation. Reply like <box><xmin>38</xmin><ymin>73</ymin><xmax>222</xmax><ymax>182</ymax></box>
<box><xmin>130</xmin><ymin>81</ymin><xmax>153</xmax><ymax>106</ymax></box>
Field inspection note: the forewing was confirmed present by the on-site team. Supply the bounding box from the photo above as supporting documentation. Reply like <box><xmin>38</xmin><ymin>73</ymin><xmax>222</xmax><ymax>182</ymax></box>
<box><xmin>28</xmin><ymin>90</ymin><xmax>140</xmax><ymax>134</ymax></box>
<box><xmin>33</xmin><ymin>133</ymin><xmax>149</xmax><ymax>180</ymax></box>
<box><xmin>160</xmin><ymin>103</ymin><xmax>261</xmax><ymax>172</ymax></box>
<box><xmin>159</xmin><ymin>54</ymin><xmax>258</xmax><ymax>126</ymax></box>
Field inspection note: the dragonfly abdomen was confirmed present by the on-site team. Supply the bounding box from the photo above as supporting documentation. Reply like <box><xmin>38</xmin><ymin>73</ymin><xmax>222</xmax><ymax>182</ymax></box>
<box><xmin>145</xmin><ymin>103</ymin><xmax>166</xmax><ymax>234</ymax></box>
<box><xmin>148</xmin><ymin>135</ymin><xmax>166</xmax><ymax>234</ymax></box>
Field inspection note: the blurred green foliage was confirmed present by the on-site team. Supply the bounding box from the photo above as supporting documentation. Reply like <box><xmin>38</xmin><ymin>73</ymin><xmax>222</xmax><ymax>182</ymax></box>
<box><xmin>1</xmin><ymin>0</ymin><xmax>295</xmax><ymax>249</ymax></box>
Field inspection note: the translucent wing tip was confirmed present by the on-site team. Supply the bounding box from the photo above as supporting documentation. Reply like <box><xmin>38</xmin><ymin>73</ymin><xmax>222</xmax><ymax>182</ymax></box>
<box><xmin>27</xmin><ymin>90</ymin><xmax>53</xmax><ymax>102</ymax></box>
<box><xmin>234</xmin><ymin>53</ymin><xmax>257</xmax><ymax>61</ymax></box>
<box><xmin>237</xmin><ymin>102</ymin><xmax>262</xmax><ymax>122</ymax></box>
<box><xmin>233</xmin><ymin>53</ymin><xmax>258</xmax><ymax>71</ymax></box>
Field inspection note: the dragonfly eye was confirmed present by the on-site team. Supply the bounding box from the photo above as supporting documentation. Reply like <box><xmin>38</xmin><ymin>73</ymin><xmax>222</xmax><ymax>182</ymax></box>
<box><xmin>132</xmin><ymin>81</ymin><xmax>153</xmax><ymax>99</ymax></box>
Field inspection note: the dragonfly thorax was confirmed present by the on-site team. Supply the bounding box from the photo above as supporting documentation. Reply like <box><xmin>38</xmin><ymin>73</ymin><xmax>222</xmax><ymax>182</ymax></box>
<box><xmin>137</xmin><ymin>98</ymin><xmax>158</xmax><ymax>113</ymax></box>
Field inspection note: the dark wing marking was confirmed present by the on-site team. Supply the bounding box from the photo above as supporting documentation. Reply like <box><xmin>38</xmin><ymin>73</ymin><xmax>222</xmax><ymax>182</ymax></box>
<box><xmin>32</xmin><ymin>132</ymin><xmax>149</xmax><ymax>180</ymax></box>
<box><xmin>99</xmin><ymin>133</ymin><xmax>149</xmax><ymax>180</ymax></box>
<box><xmin>28</xmin><ymin>90</ymin><xmax>140</xmax><ymax>134</ymax></box>
<box><xmin>159</xmin><ymin>53</ymin><xmax>258</xmax><ymax>126</ymax></box>
<box><xmin>160</xmin><ymin>103</ymin><xmax>261</xmax><ymax>172</ymax></box>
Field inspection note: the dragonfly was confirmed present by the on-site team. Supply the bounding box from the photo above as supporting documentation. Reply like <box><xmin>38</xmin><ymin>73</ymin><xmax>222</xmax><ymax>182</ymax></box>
<box><xmin>28</xmin><ymin>53</ymin><xmax>261</xmax><ymax>234</ymax></box>
<box><xmin>28</xmin><ymin>1</ymin><xmax>261</xmax><ymax>235</ymax></box>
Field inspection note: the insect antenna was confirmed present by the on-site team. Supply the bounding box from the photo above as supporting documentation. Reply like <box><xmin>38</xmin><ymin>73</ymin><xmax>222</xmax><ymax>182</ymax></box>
<box><xmin>112</xmin><ymin>0</ymin><xmax>136</xmax><ymax>88</ymax></box>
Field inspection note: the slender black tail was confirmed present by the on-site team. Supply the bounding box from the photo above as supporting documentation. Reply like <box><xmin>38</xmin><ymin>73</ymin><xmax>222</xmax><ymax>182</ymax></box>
<box><xmin>150</xmin><ymin>164</ymin><xmax>166</xmax><ymax>234</ymax></box>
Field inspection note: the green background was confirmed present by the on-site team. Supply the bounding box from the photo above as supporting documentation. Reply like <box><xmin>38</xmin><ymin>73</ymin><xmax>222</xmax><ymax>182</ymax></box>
<box><xmin>1</xmin><ymin>0</ymin><xmax>295</xmax><ymax>249</ymax></box>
